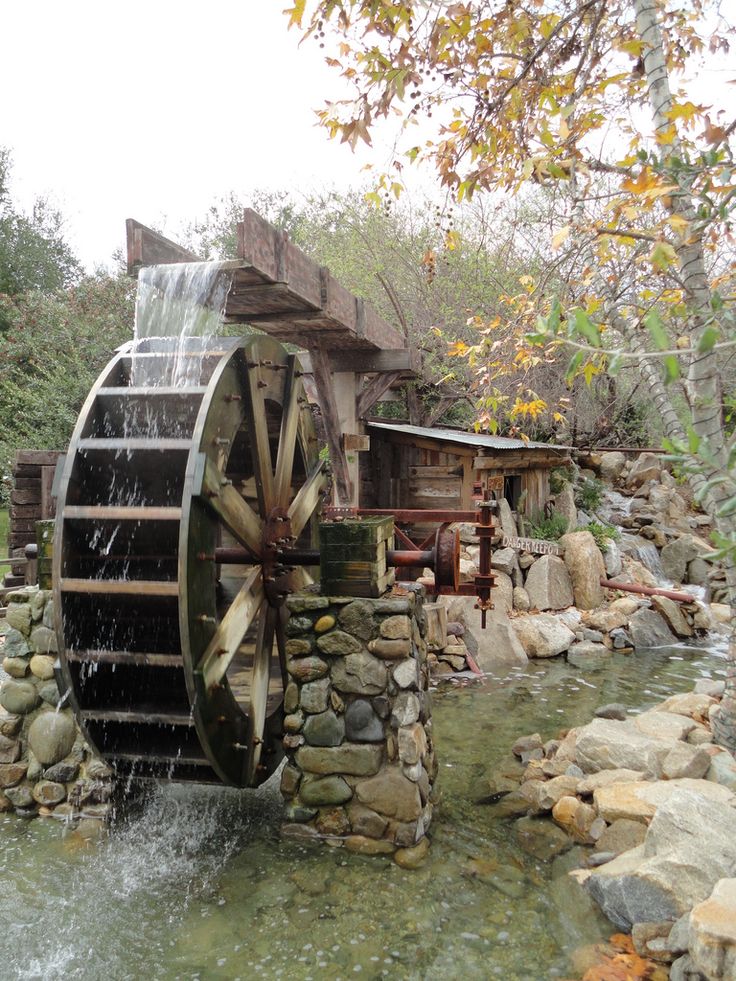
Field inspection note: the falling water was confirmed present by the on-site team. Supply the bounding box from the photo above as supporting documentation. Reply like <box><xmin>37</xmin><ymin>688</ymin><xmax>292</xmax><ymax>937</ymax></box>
<box><xmin>131</xmin><ymin>262</ymin><xmax>232</xmax><ymax>388</ymax></box>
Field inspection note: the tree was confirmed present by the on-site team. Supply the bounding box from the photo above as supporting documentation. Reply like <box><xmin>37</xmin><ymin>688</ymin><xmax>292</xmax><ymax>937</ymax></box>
<box><xmin>0</xmin><ymin>149</ymin><xmax>81</xmax><ymax>311</ymax></box>
<box><xmin>289</xmin><ymin>1</ymin><xmax>736</xmax><ymax>748</ymax></box>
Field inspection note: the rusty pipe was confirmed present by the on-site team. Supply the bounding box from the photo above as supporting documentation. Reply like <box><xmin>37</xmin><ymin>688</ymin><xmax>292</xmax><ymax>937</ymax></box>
<box><xmin>600</xmin><ymin>578</ymin><xmax>696</xmax><ymax>604</ymax></box>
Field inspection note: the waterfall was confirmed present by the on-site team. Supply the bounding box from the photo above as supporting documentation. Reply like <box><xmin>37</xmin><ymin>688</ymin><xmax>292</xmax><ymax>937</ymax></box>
<box><xmin>131</xmin><ymin>262</ymin><xmax>232</xmax><ymax>387</ymax></box>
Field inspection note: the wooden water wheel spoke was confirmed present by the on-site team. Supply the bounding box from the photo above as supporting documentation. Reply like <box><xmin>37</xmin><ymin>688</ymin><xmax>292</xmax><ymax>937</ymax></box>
<box><xmin>273</xmin><ymin>354</ymin><xmax>300</xmax><ymax>508</ymax></box>
<box><xmin>288</xmin><ymin>459</ymin><xmax>329</xmax><ymax>539</ymax></box>
<box><xmin>243</xmin><ymin>365</ymin><xmax>276</xmax><ymax>516</ymax></box>
<box><xmin>244</xmin><ymin>604</ymin><xmax>278</xmax><ymax>784</ymax></box>
<box><xmin>56</xmin><ymin>334</ymin><xmax>324</xmax><ymax>788</ymax></box>
<box><xmin>200</xmin><ymin>455</ymin><xmax>263</xmax><ymax>557</ymax></box>
<box><xmin>198</xmin><ymin>566</ymin><xmax>264</xmax><ymax>691</ymax></box>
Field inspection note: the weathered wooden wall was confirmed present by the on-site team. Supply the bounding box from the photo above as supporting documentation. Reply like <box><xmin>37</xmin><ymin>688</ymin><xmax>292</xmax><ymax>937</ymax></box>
<box><xmin>4</xmin><ymin>450</ymin><xmax>63</xmax><ymax>587</ymax></box>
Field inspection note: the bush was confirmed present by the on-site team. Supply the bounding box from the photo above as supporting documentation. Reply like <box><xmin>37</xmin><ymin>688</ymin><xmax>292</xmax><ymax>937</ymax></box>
<box><xmin>526</xmin><ymin>512</ymin><xmax>569</xmax><ymax>541</ymax></box>
<box><xmin>583</xmin><ymin>521</ymin><xmax>620</xmax><ymax>551</ymax></box>
<box><xmin>575</xmin><ymin>477</ymin><xmax>604</xmax><ymax>511</ymax></box>
<box><xmin>549</xmin><ymin>465</ymin><xmax>575</xmax><ymax>495</ymax></box>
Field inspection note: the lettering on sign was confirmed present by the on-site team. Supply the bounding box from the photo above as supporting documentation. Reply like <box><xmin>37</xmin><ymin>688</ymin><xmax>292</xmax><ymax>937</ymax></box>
<box><xmin>501</xmin><ymin>535</ymin><xmax>564</xmax><ymax>556</ymax></box>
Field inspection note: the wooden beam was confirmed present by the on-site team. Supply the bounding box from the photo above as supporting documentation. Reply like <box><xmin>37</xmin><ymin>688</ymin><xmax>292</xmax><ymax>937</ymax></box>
<box><xmin>126</xmin><ymin>219</ymin><xmax>201</xmax><ymax>275</ymax></box>
<box><xmin>297</xmin><ymin>349</ymin><xmax>420</xmax><ymax>375</ymax></box>
<box><xmin>307</xmin><ymin>343</ymin><xmax>353</xmax><ymax>505</ymax></box>
<box><xmin>357</xmin><ymin>372</ymin><xmax>404</xmax><ymax>418</ymax></box>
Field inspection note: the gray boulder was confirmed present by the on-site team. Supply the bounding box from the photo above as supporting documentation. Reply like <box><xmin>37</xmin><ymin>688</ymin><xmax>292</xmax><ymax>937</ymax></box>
<box><xmin>599</xmin><ymin>452</ymin><xmax>627</xmax><ymax>484</ymax></box>
<box><xmin>574</xmin><ymin>718</ymin><xmax>673</xmax><ymax>778</ymax></box>
<box><xmin>689</xmin><ymin>878</ymin><xmax>736</xmax><ymax>981</ymax></box>
<box><xmin>498</xmin><ymin>499</ymin><xmax>518</xmax><ymax>539</ymax></box>
<box><xmin>524</xmin><ymin>555</ymin><xmax>574</xmax><ymax>611</ymax></box>
<box><xmin>661</xmin><ymin>535</ymin><xmax>709</xmax><ymax>584</ymax></box>
<box><xmin>629</xmin><ymin>608</ymin><xmax>677</xmax><ymax>648</ymax></box>
<box><xmin>627</xmin><ymin>452</ymin><xmax>664</xmax><ymax>489</ymax></box>
<box><xmin>512</xmin><ymin>614</ymin><xmax>575</xmax><ymax>659</ymax></box>
<box><xmin>27</xmin><ymin>712</ymin><xmax>76</xmax><ymax>766</ymax></box>
<box><xmin>472</xmin><ymin>621</ymin><xmax>528</xmax><ymax>671</ymax></box>
<box><xmin>587</xmin><ymin>788</ymin><xmax>736</xmax><ymax>930</ymax></box>
<box><xmin>554</xmin><ymin>485</ymin><xmax>578</xmax><ymax>532</ymax></box>
<box><xmin>491</xmin><ymin>547</ymin><xmax>519</xmax><ymax>577</ymax></box>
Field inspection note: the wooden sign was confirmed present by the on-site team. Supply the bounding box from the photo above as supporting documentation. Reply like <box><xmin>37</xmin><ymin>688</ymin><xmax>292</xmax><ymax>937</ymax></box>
<box><xmin>501</xmin><ymin>535</ymin><xmax>564</xmax><ymax>556</ymax></box>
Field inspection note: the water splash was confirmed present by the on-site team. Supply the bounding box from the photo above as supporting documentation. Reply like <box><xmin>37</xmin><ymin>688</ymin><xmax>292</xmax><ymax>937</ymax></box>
<box><xmin>131</xmin><ymin>262</ymin><xmax>232</xmax><ymax>388</ymax></box>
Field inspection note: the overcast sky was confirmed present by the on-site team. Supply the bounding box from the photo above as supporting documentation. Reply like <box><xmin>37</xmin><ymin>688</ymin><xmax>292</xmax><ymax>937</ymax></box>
<box><xmin>2</xmin><ymin>1</ymin><xmax>381</xmax><ymax>269</ymax></box>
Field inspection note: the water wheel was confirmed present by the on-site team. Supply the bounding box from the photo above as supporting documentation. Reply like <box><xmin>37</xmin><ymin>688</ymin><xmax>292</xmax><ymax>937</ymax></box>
<box><xmin>53</xmin><ymin>335</ymin><xmax>328</xmax><ymax>787</ymax></box>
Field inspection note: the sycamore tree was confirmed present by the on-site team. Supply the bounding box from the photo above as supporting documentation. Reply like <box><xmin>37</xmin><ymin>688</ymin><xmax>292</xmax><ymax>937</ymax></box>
<box><xmin>288</xmin><ymin>0</ymin><xmax>736</xmax><ymax>749</ymax></box>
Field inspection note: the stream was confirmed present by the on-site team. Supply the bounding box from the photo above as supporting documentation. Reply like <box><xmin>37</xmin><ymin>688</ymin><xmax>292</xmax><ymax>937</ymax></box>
<box><xmin>0</xmin><ymin>642</ymin><xmax>727</xmax><ymax>981</ymax></box>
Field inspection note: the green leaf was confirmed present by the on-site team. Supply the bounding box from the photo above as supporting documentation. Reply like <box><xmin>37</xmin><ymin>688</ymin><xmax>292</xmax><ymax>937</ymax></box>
<box><xmin>696</xmin><ymin>326</ymin><xmax>719</xmax><ymax>353</ymax></box>
<box><xmin>565</xmin><ymin>351</ymin><xmax>584</xmax><ymax>385</ymax></box>
<box><xmin>608</xmin><ymin>353</ymin><xmax>622</xmax><ymax>376</ymax></box>
<box><xmin>663</xmin><ymin>354</ymin><xmax>681</xmax><ymax>384</ymax></box>
<box><xmin>571</xmin><ymin>308</ymin><xmax>600</xmax><ymax>347</ymax></box>
<box><xmin>686</xmin><ymin>428</ymin><xmax>701</xmax><ymax>455</ymax></box>
<box><xmin>644</xmin><ymin>309</ymin><xmax>670</xmax><ymax>350</ymax></box>
<box><xmin>716</xmin><ymin>493</ymin><xmax>736</xmax><ymax>517</ymax></box>
<box><xmin>547</xmin><ymin>297</ymin><xmax>561</xmax><ymax>334</ymax></box>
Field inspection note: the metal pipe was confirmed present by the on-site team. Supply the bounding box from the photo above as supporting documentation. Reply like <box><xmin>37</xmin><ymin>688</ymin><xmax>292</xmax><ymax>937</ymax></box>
<box><xmin>600</xmin><ymin>578</ymin><xmax>695</xmax><ymax>604</ymax></box>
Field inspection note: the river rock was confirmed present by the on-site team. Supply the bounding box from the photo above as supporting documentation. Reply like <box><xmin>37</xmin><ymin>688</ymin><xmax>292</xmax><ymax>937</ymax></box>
<box><xmin>3</xmin><ymin>628</ymin><xmax>31</xmax><ymax>659</ymax></box>
<box><xmin>567</xmin><ymin>642</ymin><xmax>611</xmax><ymax>669</ymax></box>
<box><xmin>27</xmin><ymin>712</ymin><xmax>76</xmax><ymax>765</ymax></box>
<box><xmin>600</xmin><ymin>452</ymin><xmax>627</xmax><ymax>484</ymax></box>
<box><xmin>2</xmin><ymin>657</ymin><xmax>29</xmax><ymax>678</ymax></box>
<box><xmin>661</xmin><ymin>535</ymin><xmax>708</xmax><ymax>584</ymax></box>
<box><xmin>394</xmin><ymin>835</ymin><xmax>430</xmax><ymax>869</ymax></box>
<box><xmin>368</xmin><ymin>638</ymin><xmax>411</xmax><ymax>659</ymax></box>
<box><xmin>559</xmin><ymin>531</ymin><xmax>606</xmax><ymax>610</ymax></box>
<box><xmin>627</xmin><ymin>452</ymin><xmax>663</xmax><ymax>489</ymax></box>
<box><xmin>345</xmin><ymin>835</ymin><xmax>395</xmax><ymax>855</ymax></box>
<box><xmin>514</xmin><ymin>815</ymin><xmax>572</xmax><ymax>860</ymax></box>
<box><xmin>355</xmin><ymin>766</ymin><xmax>422</xmax><ymax>821</ymax></box>
<box><xmin>689</xmin><ymin>878</ymin><xmax>736</xmax><ymax>981</ymax></box>
<box><xmin>662</xmin><ymin>742</ymin><xmax>712</xmax><ymax>780</ymax></box>
<box><xmin>287</xmin><ymin>655</ymin><xmax>329</xmax><ymax>683</ymax></box>
<box><xmin>303</xmin><ymin>710</ymin><xmax>345</xmax><ymax>747</ymax></box>
<box><xmin>392</xmin><ymin>659</ymin><xmax>419</xmax><ymax>690</ymax></box>
<box><xmin>6</xmin><ymin>603</ymin><xmax>32</xmax><ymax>635</ymax></box>
<box><xmin>0</xmin><ymin>735</ymin><xmax>21</xmax><ymax>764</ymax></box>
<box><xmin>657</xmin><ymin>692</ymin><xmax>717</xmax><ymax>719</ymax></box>
<box><xmin>338</xmin><ymin>600</ymin><xmax>377</xmax><ymax>641</ymax></box>
<box><xmin>43</xmin><ymin>761</ymin><xmax>79</xmax><ymax>783</ymax></box>
<box><xmin>38</xmin><ymin>682</ymin><xmax>62</xmax><ymax>707</ymax></box>
<box><xmin>29</xmin><ymin>654</ymin><xmax>55</xmax><ymax>681</ymax></box>
<box><xmin>32</xmin><ymin>780</ymin><xmax>66</xmax><ymax>806</ymax></box>
<box><xmin>512</xmin><ymin>614</ymin><xmax>576</xmax><ymax>659</ymax></box>
<box><xmin>551</xmin><ymin>795</ymin><xmax>599</xmax><ymax>844</ymax></box>
<box><xmin>299</xmin><ymin>775</ymin><xmax>353</xmax><ymax>807</ymax></box>
<box><xmin>316</xmin><ymin>630</ymin><xmax>363</xmax><ymax>656</ymax></box>
<box><xmin>379</xmin><ymin>615</ymin><xmax>411</xmax><ymax>640</ymax></box>
<box><xmin>298</xmin><ymin>677</ymin><xmax>330</xmax><ymax>714</ymax></box>
<box><xmin>629</xmin><ymin>608</ymin><xmax>677</xmax><ymax>648</ymax></box>
<box><xmin>30</xmin><ymin>626</ymin><xmax>57</xmax><ymax>654</ymax></box>
<box><xmin>295</xmin><ymin>744</ymin><xmax>383</xmax><ymax>776</ymax></box>
<box><xmin>0</xmin><ymin>680</ymin><xmax>41</xmax><ymax>715</ymax></box>
<box><xmin>391</xmin><ymin>692</ymin><xmax>420</xmax><ymax>727</ymax></box>
<box><xmin>632</xmin><ymin>710</ymin><xmax>695</xmax><ymax>742</ymax></box>
<box><xmin>524</xmin><ymin>555</ymin><xmax>574</xmax><ymax>611</ymax></box>
<box><xmin>5</xmin><ymin>783</ymin><xmax>34</xmax><ymax>809</ymax></box>
<box><xmin>577</xmin><ymin>768</ymin><xmax>646</xmax><ymax>794</ymax></box>
<box><xmin>345</xmin><ymin>699</ymin><xmax>384</xmax><ymax>742</ymax></box>
<box><xmin>0</xmin><ymin>762</ymin><xmax>27</xmax><ymax>788</ymax></box>
<box><xmin>472</xmin><ymin>621</ymin><xmax>528</xmax><ymax>670</ymax></box>
<box><xmin>521</xmin><ymin>775</ymin><xmax>580</xmax><ymax>813</ymax></box>
<box><xmin>331</xmin><ymin>651</ymin><xmax>386</xmax><ymax>695</ymax></box>
<box><xmin>574</xmin><ymin>718</ymin><xmax>673</xmax><ymax>778</ymax></box>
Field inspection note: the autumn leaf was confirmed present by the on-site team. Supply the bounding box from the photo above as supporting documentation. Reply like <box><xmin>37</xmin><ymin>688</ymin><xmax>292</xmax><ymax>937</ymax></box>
<box><xmin>284</xmin><ymin>0</ymin><xmax>306</xmax><ymax>29</ymax></box>
<box><xmin>552</xmin><ymin>225</ymin><xmax>571</xmax><ymax>249</ymax></box>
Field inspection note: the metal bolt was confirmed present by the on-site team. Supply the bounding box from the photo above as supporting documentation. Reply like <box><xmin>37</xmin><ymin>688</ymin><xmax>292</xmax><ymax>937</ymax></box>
<box><xmin>197</xmin><ymin>614</ymin><xmax>216</xmax><ymax>624</ymax></box>
<box><xmin>224</xmin><ymin>394</ymin><xmax>242</xmax><ymax>403</ymax></box>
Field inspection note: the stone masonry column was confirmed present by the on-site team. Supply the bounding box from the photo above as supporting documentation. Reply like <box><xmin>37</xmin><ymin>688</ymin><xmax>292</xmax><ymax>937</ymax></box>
<box><xmin>279</xmin><ymin>581</ymin><xmax>436</xmax><ymax>869</ymax></box>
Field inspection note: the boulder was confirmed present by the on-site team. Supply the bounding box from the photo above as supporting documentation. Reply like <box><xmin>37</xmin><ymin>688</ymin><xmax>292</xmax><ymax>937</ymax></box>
<box><xmin>567</xmin><ymin>642</ymin><xmax>611</xmax><ymax>670</ymax></box>
<box><xmin>0</xmin><ymin>680</ymin><xmax>40</xmax><ymax>715</ymax></box>
<box><xmin>602</xmin><ymin>541</ymin><xmax>623</xmax><ymax>578</ymax></box>
<box><xmin>595</xmin><ymin>818</ymin><xmax>647</xmax><ymax>856</ymax></box>
<box><xmin>472</xmin><ymin>621</ymin><xmax>528</xmax><ymax>671</ymax></box>
<box><xmin>594</xmin><ymin>778</ymin><xmax>734</xmax><ymax>824</ymax></box>
<box><xmin>554</xmin><ymin>485</ymin><xmax>578</xmax><ymax>532</ymax></box>
<box><xmin>498</xmin><ymin>498</ymin><xmax>518</xmax><ymax>538</ymax></box>
<box><xmin>574</xmin><ymin>718</ymin><xmax>673</xmax><ymax>778</ymax></box>
<box><xmin>551</xmin><ymin>795</ymin><xmax>599</xmax><ymax>844</ymax></box>
<box><xmin>524</xmin><ymin>555</ymin><xmax>574</xmax><ymax>611</ymax></box>
<box><xmin>629</xmin><ymin>608</ymin><xmax>677</xmax><ymax>649</ymax></box>
<box><xmin>662</xmin><ymin>742</ymin><xmax>712</xmax><ymax>780</ymax></box>
<box><xmin>599</xmin><ymin>452</ymin><xmax>627</xmax><ymax>484</ymax></box>
<box><xmin>632</xmin><ymin>710</ymin><xmax>696</xmax><ymax>742</ymax></box>
<box><xmin>299</xmin><ymin>775</ymin><xmax>353</xmax><ymax>807</ymax></box>
<box><xmin>657</xmin><ymin>692</ymin><xmax>717</xmax><ymax>719</ymax></box>
<box><xmin>661</xmin><ymin>535</ymin><xmax>709</xmax><ymax>584</ymax></box>
<box><xmin>559</xmin><ymin>531</ymin><xmax>606</xmax><ymax>610</ymax></box>
<box><xmin>355</xmin><ymin>766</ymin><xmax>422</xmax><ymax>821</ymax></box>
<box><xmin>295</xmin><ymin>744</ymin><xmax>383</xmax><ymax>776</ymax></box>
<box><xmin>512</xmin><ymin>614</ymin><xmax>576</xmax><ymax>659</ymax></box>
<box><xmin>491</xmin><ymin>547</ymin><xmax>519</xmax><ymax>577</ymax></box>
<box><xmin>627</xmin><ymin>452</ymin><xmax>664</xmax><ymax>489</ymax></box>
<box><xmin>520</xmin><ymin>774</ymin><xmax>581</xmax><ymax>813</ymax></box>
<box><xmin>27</xmin><ymin>712</ymin><xmax>76</xmax><ymax>766</ymax></box>
<box><xmin>689</xmin><ymin>878</ymin><xmax>736</xmax><ymax>981</ymax></box>
<box><xmin>331</xmin><ymin>652</ymin><xmax>387</xmax><ymax>695</ymax></box>
<box><xmin>302</xmin><ymin>710</ymin><xmax>345</xmax><ymax>747</ymax></box>
<box><xmin>513</xmin><ymin>586</ymin><xmax>531</xmax><ymax>612</ymax></box>
<box><xmin>651</xmin><ymin>596</ymin><xmax>694</xmax><ymax>638</ymax></box>
<box><xmin>588</xmin><ymin>787</ymin><xmax>736</xmax><ymax>929</ymax></box>
<box><xmin>707</xmin><ymin>751</ymin><xmax>736</xmax><ymax>792</ymax></box>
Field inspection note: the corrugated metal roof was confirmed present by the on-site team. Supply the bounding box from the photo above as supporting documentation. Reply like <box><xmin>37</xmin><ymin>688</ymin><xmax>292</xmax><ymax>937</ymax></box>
<box><xmin>367</xmin><ymin>422</ymin><xmax>570</xmax><ymax>452</ymax></box>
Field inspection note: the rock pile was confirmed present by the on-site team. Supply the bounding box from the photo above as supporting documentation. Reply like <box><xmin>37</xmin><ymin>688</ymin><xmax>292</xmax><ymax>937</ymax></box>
<box><xmin>487</xmin><ymin>682</ymin><xmax>736</xmax><ymax>979</ymax></box>
<box><xmin>280</xmin><ymin>585</ymin><xmax>435</xmax><ymax>868</ymax></box>
<box><xmin>0</xmin><ymin>585</ymin><xmax>112</xmax><ymax>837</ymax></box>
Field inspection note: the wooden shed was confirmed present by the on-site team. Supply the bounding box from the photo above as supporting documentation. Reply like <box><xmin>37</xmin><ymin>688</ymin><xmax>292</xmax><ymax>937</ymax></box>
<box><xmin>360</xmin><ymin>422</ymin><xmax>571</xmax><ymax>516</ymax></box>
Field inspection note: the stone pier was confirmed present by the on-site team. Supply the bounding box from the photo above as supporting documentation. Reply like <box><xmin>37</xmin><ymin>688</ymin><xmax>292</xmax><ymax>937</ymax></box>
<box><xmin>280</xmin><ymin>582</ymin><xmax>436</xmax><ymax>868</ymax></box>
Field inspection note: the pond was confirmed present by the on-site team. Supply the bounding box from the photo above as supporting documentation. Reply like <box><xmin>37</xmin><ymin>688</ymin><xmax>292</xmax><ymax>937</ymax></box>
<box><xmin>1</xmin><ymin>643</ymin><xmax>726</xmax><ymax>981</ymax></box>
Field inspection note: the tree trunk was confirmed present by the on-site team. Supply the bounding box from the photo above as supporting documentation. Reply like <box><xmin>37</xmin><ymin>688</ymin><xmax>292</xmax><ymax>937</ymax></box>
<box><xmin>634</xmin><ymin>0</ymin><xmax>736</xmax><ymax>751</ymax></box>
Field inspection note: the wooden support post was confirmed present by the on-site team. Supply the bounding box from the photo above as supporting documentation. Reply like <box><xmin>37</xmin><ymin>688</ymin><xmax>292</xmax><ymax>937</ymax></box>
<box><xmin>307</xmin><ymin>344</ymin><xmax>353</xmax><ymax>505</ymax></box>
<box><xmin>357</xmin><ymin>371</ymin><xmax>404</xmax><ymax>419</ymax></box>
<box><xmin>333</xmin><ymin>370</ymin><xmax>361</xmax><ymax>507</ymax></box>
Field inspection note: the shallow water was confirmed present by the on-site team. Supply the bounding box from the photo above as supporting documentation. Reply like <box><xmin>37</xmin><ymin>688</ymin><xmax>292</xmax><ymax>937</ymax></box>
<box><xmin>1</xmin><ymin>645</ymin><xmax>727</xmax><ymax>981</ymax></box>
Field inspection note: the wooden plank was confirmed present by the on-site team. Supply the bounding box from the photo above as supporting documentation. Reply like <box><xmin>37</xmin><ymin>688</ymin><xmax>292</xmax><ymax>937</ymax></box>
<box><xmin>81</xmin><ymin>709</ymin><xmax>195</xmax><ymax>727</ymax></box>
<box><xmin>16</xmin><ymin>450</ymin><xmax>63</xmax><ymax>467</ymax></box>
<box><xmin>77</xmin><ymin>438</ymin><xmax>191</xmax><ymax>452</ymax></box>
<box><xmin>198</xmin><ymin>567</ymin><xmax>264</xmax><ymax>690</ymax></box>
<box><xmin>65</xmin><ymin>649</ymin><xmax>182</xmax><ymax>668</ymax></box>
<box><xmin>11</xmin><ymin>489</ymin><xmax>41</xmax><ymax>506</ymax></box>
<box><xmin>126</xmin><ymin>218</ymin><xmax>201</xmax><ymax>275</ymax></box>
<box><xmin>501</xmin><ymin>535</ymin><xmax>563</xmax><ymax>556</ymax></box>
<box><xmin>307</xmin><ymin>344</ymin><xmax>353</xmax><ymax>504</ymax></box>
<box><xmin>63</xmin><ymin>506</ymin><xmax>183</xmax><ymax>522</ymax></box>
<box><xmin>41</xmin><ymin>464</ymin><xmax>57</xmax><ymax>520</ymax></box>
<box><xmin>297</xmin><ymin>349</ymin><xmax>419</xmax><ymax>375</ymax></box>
<box><xmin>59</xmin><ymin>578</ymin><xmax>179</xmax><ymax>596</ymax></box>
<box><xmin>357</xmin><ymin>372</ymin><xmax>404</xmax><ymax>418</ymax></box>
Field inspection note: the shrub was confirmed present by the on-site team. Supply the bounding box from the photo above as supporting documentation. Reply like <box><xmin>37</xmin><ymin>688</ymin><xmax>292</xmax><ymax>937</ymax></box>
<box><xmin>526</xmin><ymin>512</ymin><xmax>569</xmax><ymax>542</ymax></box>
<box><xmin>584</xmin><ymin>521</ymin><xmax>620</xmax><ymax>551</ymax></box>
<box><xmin>575</xmin><ymin>477</ymin><xmax>604</xmax><ymax>511</ymax></box>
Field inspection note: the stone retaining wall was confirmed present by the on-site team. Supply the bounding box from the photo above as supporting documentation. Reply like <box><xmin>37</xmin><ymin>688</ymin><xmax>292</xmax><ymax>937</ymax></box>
<box><xmin>280</xmin><ymin>583</ymin><xmax>436</xmax><ymax>868</ymax></box>
<box><xmin>0</xmin><ymin>585</ymin><xmax>112</xmax><ymax>835</ymax></box>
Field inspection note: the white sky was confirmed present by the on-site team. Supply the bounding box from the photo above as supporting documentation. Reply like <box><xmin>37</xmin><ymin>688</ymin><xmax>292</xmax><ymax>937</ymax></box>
<box><xmin>2</xmin><ymin>0</ymin><xmax>381</xmax><ymax>269</ymax></box>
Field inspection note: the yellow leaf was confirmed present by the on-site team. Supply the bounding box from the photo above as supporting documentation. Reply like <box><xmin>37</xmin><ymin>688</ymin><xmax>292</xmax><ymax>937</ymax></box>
<box><xmin>445</xmin><ymin>229</ymin><xmax>461</xmax><ymax>251</ymax></box>
<box><xmin>583</xmin><ymin>361</ymin><xmax>601</xmax><ymax>386</ymax></box>
<box><xmin>284</xmin><ymin>0</ymin><xmax>306</xmax><ymax>29</ymax></box>
<box><xmin>668</xmin><ymin>214</ymin><xmax>689</xmax><ymax>235</ymax></box>
<box><xmin>447</xmin><ymin>341</ymin><xmax>469</xmax><ymax>357</ymax></box>
<box><xmin>650</xmin><ymin>241</ymin><xmax>677</xmax><ymax>271</ymax></box>
<box><xmin>656</xmin><ymin>124</ymin><xmax>678</xmax><ymax>146</ymax></box>
<box><xmin>552</xmin><ymin>226</ymin><xmax>571</xmax><ymax>250</ymax></box>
